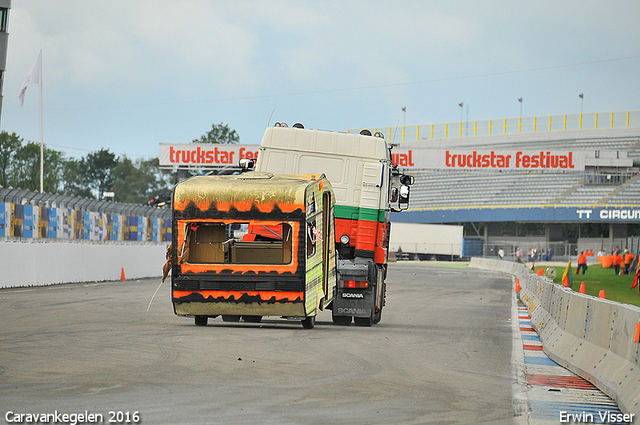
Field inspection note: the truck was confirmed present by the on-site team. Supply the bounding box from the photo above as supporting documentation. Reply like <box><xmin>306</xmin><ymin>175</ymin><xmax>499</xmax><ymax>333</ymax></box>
<box><xmin>167</xmin><ymin>124</ymin><xmax>413</xmax><ymax>328</ymax></box>
<box><xmin>389</xmin><ymin>222</ymin><xmax>463</xmax><ymax>261</ymax></box>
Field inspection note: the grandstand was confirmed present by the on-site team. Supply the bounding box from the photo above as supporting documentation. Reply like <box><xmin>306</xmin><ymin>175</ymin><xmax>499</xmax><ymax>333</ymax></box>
<box><xmin>399</xmin><ymin>127</ymin><xmax>640</xmax><ymax>210</ymax></box>
<box><xmin>386</xmin><ymin>117</ymin><xmax>640</xmax><ymax>259</ymax></box>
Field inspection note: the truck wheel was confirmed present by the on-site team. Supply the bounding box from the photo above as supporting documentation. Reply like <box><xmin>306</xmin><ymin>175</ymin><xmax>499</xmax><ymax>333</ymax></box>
<box><xmin>373</xmin><ymin>282</ymin><xmax>386</xmax><ymax>325</ymax></box>
<box><xmin>332</xmin><ymin>314</ymin><xmax>352</xmax><ymax>326</ymax></box>
<box><xmin>373</xmin><ymin>308</ymin><xmax>382</xmax><ymax>325</ymax></box>
<box><xmin>222</xmin><ymin>315</ymin><xmax>241</xmax><ymax>322</ymax></box>
<box><xmin>194</xmin><ymin>316</ymin><xmax>208</xmax><ymax>326</ymax></box>
<box><xmin>354</xmin><ymin>315</ymin><xmax>373</xmax><ymax>327</ymax></box>
<box><xmin>301</xmin><ymin>316</ymin><xmax>316</xmax><ymax>329</ymax></box>
<box><xmin>242</xmin><ymin>315</ymin><xmax>262</xmax><ymax>323</ymax></box>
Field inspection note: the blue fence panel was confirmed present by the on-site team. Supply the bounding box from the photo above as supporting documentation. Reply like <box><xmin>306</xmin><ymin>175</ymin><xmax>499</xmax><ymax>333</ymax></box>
<box><xmin>83</xmin><ymin>211</ymin><xmax>91</xmax><ymax>239</ymax></box>
<box><xmin>23</xmin><ymin>205</ymin><xmax>34</xmax><ymax>238</ymax></box>
<box><xmin>49</xmin><ymin>208</ymin><xmax>57</xmax><ymax>238</ymax></box>
<box><xmin>165</xmin><ymin>219</ymin><xmax>172</xmax><ymax>242</ymax></box>
<box><xmin>0</xmin><ymin>203</ymin><xmax>5</xmax><ymax>237</ymax></box>
<box><xmin>138</xmin><ymin>216</ymin><xmax>144</xmax><ymax>241</ymax></box>
<box><xmin>129</xmin><ymin>216</ymin><xmax>138</xmax><ymax>241</ymax></box>
<box><xmin>152</xmin><ymin>218</ymin><xmax>159</xmax><ymax>242</ymax></box>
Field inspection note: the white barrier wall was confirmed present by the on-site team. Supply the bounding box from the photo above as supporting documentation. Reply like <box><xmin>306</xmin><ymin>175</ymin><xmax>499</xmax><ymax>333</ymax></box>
<box><xmin>470</xmin><ymin>258</ymin><xmax>640</xmax><ymax>416</ymax></box>
<box><xmin>0</xmin><ymin>240</ymin><xmax>169</xmax><ymax>288</ymax></box>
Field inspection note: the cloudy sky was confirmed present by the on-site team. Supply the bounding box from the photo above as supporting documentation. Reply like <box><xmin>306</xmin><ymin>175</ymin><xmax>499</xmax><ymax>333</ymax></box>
<box><xmin>2</xmin><ymin>1</ymin><xmax>639</xmax><ymax>160</ymax></box>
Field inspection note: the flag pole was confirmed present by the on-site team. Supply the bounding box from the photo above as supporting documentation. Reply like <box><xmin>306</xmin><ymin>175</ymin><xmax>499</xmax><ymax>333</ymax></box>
<box><xmin>39</xmin><ymin>49</ymin><xmax>44</xmax><ymax>193</ymax></box>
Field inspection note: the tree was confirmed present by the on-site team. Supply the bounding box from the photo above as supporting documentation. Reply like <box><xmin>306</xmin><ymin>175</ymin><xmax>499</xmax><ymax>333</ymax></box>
<box><xmin>0</xmin><ymin>131</ymin><xmax>23</xmax><ymax>187</ymax></box>
<box><xmin>85</xmin><ymin>148</ymin><xmax>117</xmax><ymax>199</ymax></box>
<box><xmin>10</xmin><ymin>142</ymin><xmax>64</xmax><ymax>192</ymax></box>
<box><xmin>193</xmin><ymin>122</ymin><xmax>239</xmax><ymax>144</ymax></box>
<box><xmin>138</xmin><ymin>157</ymin><xmax>174</xmax><ymax>199</ymax></box>
<box><xmin>112</xmin><ymin>156</ymin><xmax>174</xmax><ymax>204</ymax></box>
<box><xmin>62</xmin><ymin>158</ymin><xmax>92</xmax><ymax>198</ymax></box>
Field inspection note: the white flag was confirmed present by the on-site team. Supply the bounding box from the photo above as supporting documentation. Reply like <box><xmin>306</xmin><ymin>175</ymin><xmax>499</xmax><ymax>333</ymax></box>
<box><xmin>18</xmin><ymin>51</ymin><xmax>41</xmax><ymax>107</ymax></box>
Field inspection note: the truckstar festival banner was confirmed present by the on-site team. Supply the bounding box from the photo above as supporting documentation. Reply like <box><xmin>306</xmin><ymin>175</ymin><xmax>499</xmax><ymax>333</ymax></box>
<box><xmin>391</xmin><ymin>148</ymin><xmax>586</xmax><ymax>171</ymax></box>
<box><xmin>159</xmin><ymin>144</ymin><xmax>260</xmax><ymax>167</ymax></box>
<box><xmin>160</xmin><ymin>143</ymin><xmax>586</xmax><ymax>171</ymax></box>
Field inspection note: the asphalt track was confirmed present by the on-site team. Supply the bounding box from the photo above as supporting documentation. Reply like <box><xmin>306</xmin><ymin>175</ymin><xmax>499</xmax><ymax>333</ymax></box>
<box><xmin>0</xmin><ymin>263</ymin><xmax>516</xmax><ymax>425</ymax></box>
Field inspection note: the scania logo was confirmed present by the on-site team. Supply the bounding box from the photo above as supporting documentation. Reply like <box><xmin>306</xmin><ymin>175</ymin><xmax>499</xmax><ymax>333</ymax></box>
<box><xmin>341</xmin><ymin>293</ymin><xmax>364</xmax><ymax>299</ymax></box>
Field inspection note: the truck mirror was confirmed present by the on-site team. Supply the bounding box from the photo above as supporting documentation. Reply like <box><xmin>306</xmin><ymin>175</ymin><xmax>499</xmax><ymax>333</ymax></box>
<box><xmin>400</xmin><ymin>175</ymin><xmax>414</xmax><ymax>186</ymax></box>
<box><xmin>239</xmin><ymin>158</ymin><xmax>256</xmax><ymax>171</ymax></box>
<box><xmin>398</xmin><ymin>185</ymin><xmax>410</xmax><ymax>210</ymax></box>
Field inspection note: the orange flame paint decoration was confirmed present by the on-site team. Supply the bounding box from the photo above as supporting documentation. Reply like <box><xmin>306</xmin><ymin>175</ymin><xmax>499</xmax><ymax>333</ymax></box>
<box><xmin>173</xmin><ymin>290</ymin><xmax>303</xmax><ymax>303</ymax></box>
<box><xmin>173</xmin><ymin>199</ymin><xmax>304</xmax><ymax>214</ymax></box>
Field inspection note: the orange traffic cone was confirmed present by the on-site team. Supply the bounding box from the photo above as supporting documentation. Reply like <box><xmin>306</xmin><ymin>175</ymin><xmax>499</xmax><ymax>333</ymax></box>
<box><xmin>120</xmin><ymin>267</ymin><xmax>126</xmax><ymax>281</ymax></box>
<box><xmin>634</xmin><ymin>323</ymin><xmax>640</xmax><ymax>343</ymax></box>
<box><xmin>563</xmin><ymin>277</ymin><xmax>570</xmax><ymax>287</ymax></box>
<box><xmin>598</xmin><ymin>289</ymin><xmax>605</xmax><ymax>299</ymax></box>
<box><xmin>514</xmin><ymin>278</ymin><xmax>521</xmax><ymax>292</ymax></box>
<box><xmin>579</xmin><ymin>282</ymin><xmax>585</xmax><ymax>294</ymax></box>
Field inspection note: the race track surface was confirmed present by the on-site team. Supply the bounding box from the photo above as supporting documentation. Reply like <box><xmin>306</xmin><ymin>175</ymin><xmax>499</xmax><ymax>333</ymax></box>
<box><xmin>0</xmin><ymin>263</ymin><xmax>515</xmax><ymax>424</ymax></box>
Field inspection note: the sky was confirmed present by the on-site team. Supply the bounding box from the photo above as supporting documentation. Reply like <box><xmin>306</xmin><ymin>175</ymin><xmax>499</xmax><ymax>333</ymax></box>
<box><xmin>2</xmin><ymin>0</ymin><xmax>639</xmax><ymax>160</ymax></box>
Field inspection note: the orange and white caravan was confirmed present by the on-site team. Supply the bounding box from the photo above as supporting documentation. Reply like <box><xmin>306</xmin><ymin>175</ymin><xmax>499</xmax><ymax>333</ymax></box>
<box><xmin>169</xmin><ymin>172</ymin><xmax>336</xmax><ymax>329</ymax></box>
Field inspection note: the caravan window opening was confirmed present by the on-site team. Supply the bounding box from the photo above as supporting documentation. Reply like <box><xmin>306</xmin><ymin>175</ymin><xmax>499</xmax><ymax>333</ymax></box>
<box><xmin>181</xmin><ymin>221</ymin><xmax>294</xmax><ymax>265</ymax></box>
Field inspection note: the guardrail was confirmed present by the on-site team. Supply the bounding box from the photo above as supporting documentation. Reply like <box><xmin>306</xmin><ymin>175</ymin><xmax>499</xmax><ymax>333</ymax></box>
<box><xmin>0</xmin><ymin>187</ymin><xmax>171</xmax><ymax>242</ymax></box>
<box><xmin>349</xmin><ymin>111</ymin><xmax>640</xmax><ymax>142</ymax></box>
<box><xmin>469</xmin><ymin>258</ymin><xmax>640</xmax><ymax>416</ymax></box>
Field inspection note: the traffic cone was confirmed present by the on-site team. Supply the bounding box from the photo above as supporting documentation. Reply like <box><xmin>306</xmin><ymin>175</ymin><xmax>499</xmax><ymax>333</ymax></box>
<box><xmin>598</xmin><ymin>289</ymin><xmax>605</xmax><ymax>299</ymax></box>
<box><xmin>120</xmin><ymin>267</ymin><xmax>126</xmax><ymax>281</ymax></box>
<box><xmin>579</xmin><ymin>282</ymin><xmax>585</xmax><ymax>294</ymax></box>
<box><xmin>514</xmin><ymin>278</ymin><xmax>521</xmax><ymax>292</ymax></box>
<box><xmin>563</xmin><ymin>277</ymin><xmax>570</xmax><ymax>287</ymax></box>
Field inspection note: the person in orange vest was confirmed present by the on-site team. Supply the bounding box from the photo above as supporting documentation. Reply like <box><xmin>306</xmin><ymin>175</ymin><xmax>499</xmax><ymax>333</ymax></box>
<box><xmin>624</xmin><ymin>251</ymin><xmax>635</xmax><ymax>275</ymax></box>
<box><xmin>612</xmin><ymin>250</ymin><xmax>623</xmax><ymax>275</ymax></box>
<box><xmin>577</xmin><ymin>251</ymin><xmax>588</xmax><ymax>275</ymax></box>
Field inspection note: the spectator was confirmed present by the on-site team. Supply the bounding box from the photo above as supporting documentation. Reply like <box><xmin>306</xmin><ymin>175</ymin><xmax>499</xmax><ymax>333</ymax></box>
<box><xmin>612</xmin><ymin>250</ymin><xmax>623</xmax><ymax>275</ymax></box>
<box><xmin>597</xmin><ymin>249</ymin><xmax>605</xmax><ymax>258</ymax></box>
<box><xmin>529</xmin><ymin>246</ymin><xmax>537</xmax><ymax>262</ymax></box>
<box><xmin>515</xmin><ymin>247</ymin><xmax>524</xmax><ymax>264</ymax></box>
<box><xmin>577</xmin><ymin>251</ymin><xmax>588</xmax><ymax>275</ymax></box>
<box><xmin>624</xmin><ymin>251</ymin><xmax>635</xmax><ymax>275</ymax></box>
<box><xmin>498</xmin><ymin>247</ymin><xmax>504</xmax><ymax>260</ymax></box>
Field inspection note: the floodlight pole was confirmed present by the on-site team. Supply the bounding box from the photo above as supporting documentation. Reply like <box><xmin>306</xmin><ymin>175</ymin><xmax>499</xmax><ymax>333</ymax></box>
<box><xmin>39</xmin><ymin>49</ymin><xmax>44</xmax><ymax>193</ymax></box>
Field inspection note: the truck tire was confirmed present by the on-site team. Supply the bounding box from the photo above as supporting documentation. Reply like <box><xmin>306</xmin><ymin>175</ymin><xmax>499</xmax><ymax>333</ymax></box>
<box><xmin>301</xmin><ymin>316</ymin><xmax>316</xmax><ymax>329</ymax></box>
<box><xmin>332</xmin><ymin>314</ymin><xmax>352</xmax><ymax>326</ymax></box>
<box><xmin>242</xmin><ymin>315</ymin><xmax>262</xmax><ymax>323</ymax></box>
<box><xmin>222</xmin><ymin>315</ymin><xmax>241</xmax><ymax>322</ymax></box>
<box><xmin>373</xmin><ymin>281</ymin><xmax>386</xmax><ymax>324</ymax></box>
<box><xmin>194</xmin><ymin>316</ymin><xmax>208</xmax><ymax>326</ymax></box>
<box><xmin>354</xmin><ymin>315</ymin><xmax>373</xmax><ymax>327</ymax></box>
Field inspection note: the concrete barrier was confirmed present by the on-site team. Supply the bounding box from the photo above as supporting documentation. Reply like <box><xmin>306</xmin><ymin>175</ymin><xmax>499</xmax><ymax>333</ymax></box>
<box><xmin>0</xmin><ymin>239</ymin><xmax>169</xmax><ymax>288</ymax></box>
<box><xmin>470</xmin><ymin>257</ymin><xmax>640</xmax><ymax>416</ymax></box>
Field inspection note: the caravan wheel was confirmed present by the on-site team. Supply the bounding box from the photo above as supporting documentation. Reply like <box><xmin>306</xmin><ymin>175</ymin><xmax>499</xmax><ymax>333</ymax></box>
<box><xmin>222</xmin><ymin>315</ymin><xmax>241</xmax><ymax>322</ymax></box>
<box><xmin>301</xmin><ymin>316</ymin><xmax>316</xmax><ymax>329</ymax></box>
<box><xmin>194</xmin><ymin>316</ymin><xmax>208</xmax><ymax>326</ymax></box>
